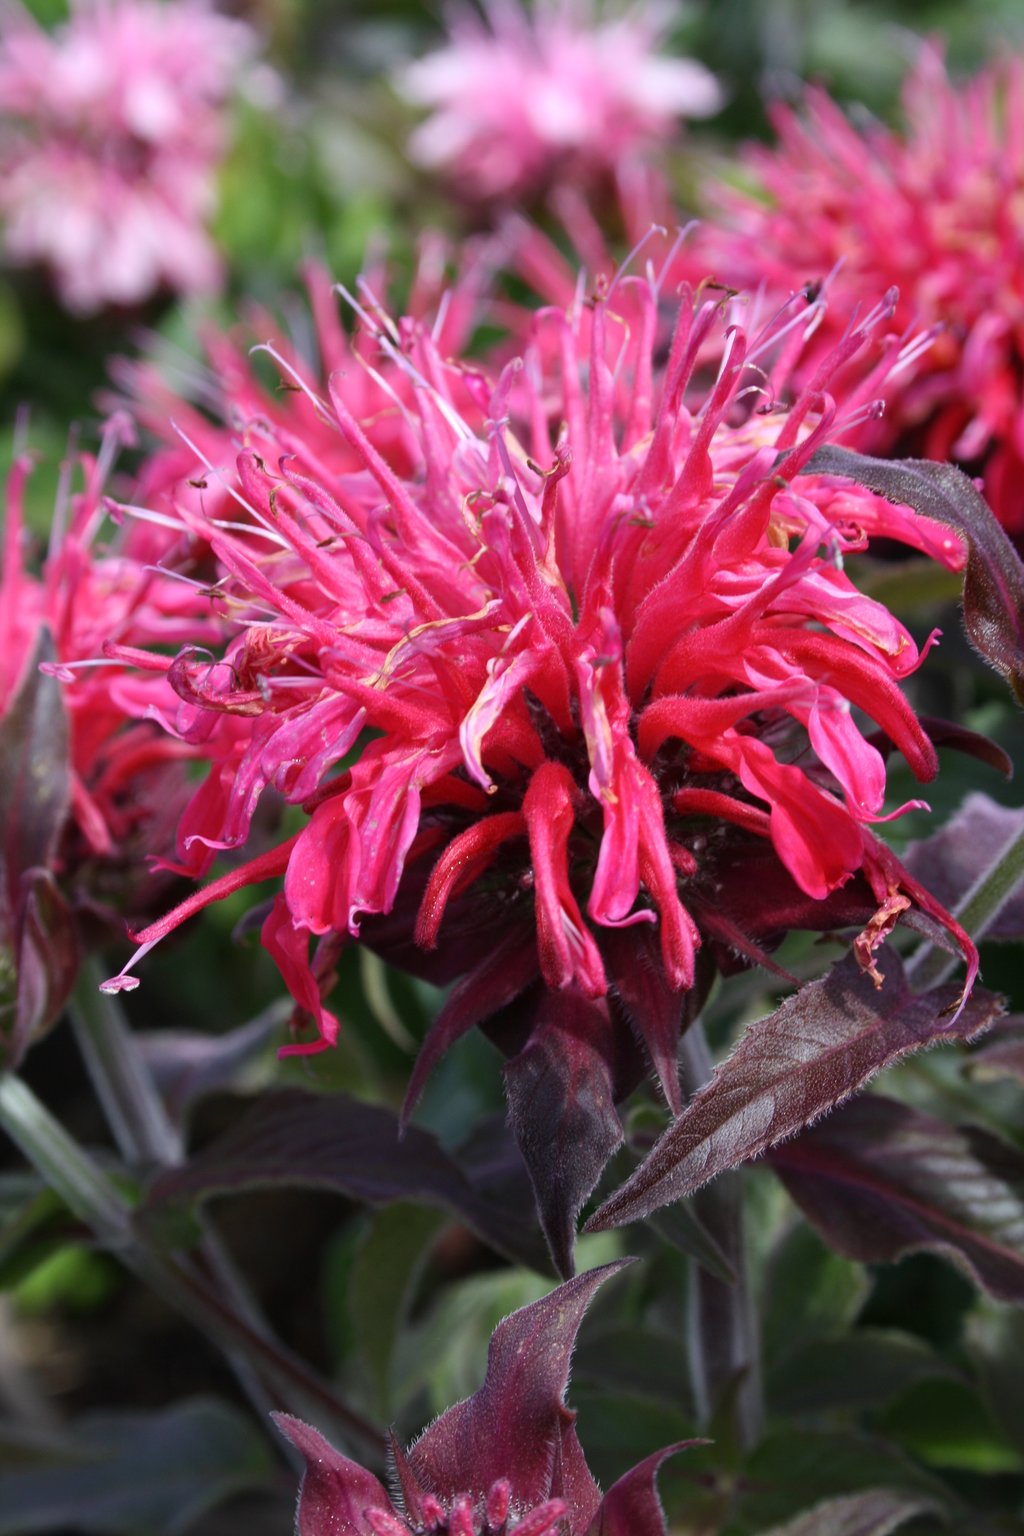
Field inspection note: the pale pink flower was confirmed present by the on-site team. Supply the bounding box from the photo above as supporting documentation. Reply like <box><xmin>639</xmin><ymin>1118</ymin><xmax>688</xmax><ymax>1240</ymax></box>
<box><xmin>0</xmin><ymin>0</ymin><xmax>254</xmax><ymax>312</ymax></box>
<box><xmin>695</xmin><ymin>45</ymin><xmax>1024</xmax><ymax>536</ymax></box>
<box><xmin>395</xmin><ymin>0</ymin><xmax>721</xmax><ymax>202</ymax></box>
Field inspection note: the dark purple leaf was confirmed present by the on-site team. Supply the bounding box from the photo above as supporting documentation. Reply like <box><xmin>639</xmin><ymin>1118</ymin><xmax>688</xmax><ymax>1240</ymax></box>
<box><xmin>401</xmin><ymin>930</ymin><xmax>539</xmax><ymax>1124</ymax></box>
<box><xmin>0</xmin><ymin>1398</ymin><xmax>274</xmax><ymax>1536</ymax></box>
<box><xmin>587</xmin><ymin>951</ymin><xmax>1001</xmax><ymax>1232</ymax></box>
<box><xmin>135</xmin><ymin>1007</ymin><xmax>284</xmax><ymax>1124</ymax></box>
<box><xmin>964</xmin><ymin>1014</ymin><xmax>1024</xmax><ymax>1083</ymax></box>
<box><xmin>455</xmin><ymin>1113</ymin><xmax>547</xmax><ymax>1246</ymax></box>
<box><xmin>605</xmin><ymin>927</ymin><xmax>686</xmax><ymax>1115</ymax></box>
<box><xmin>589</xmin><ymin>1443</ymin><xmax>701</xmax><ymax>1536</ymax></box>
<box><xmin>142</xmin><ymin>1089</ymin><xmax>548</xmax><ymax>1272</ymax></box>
<box><xmin>5</xmin><ymin>868</ymin><xmax>79</xmax><ymax>1069</ymax></box>
<box><xmin>758</xmin><ymin>1489</ymin><xmax>943</xmax><ymax>1536</ymax></box>
<box><xmin>388</xmin><ymin>1433</ymin><xmax>427</xmax><ymax>1527</ymax></box>
<box><xmin>0</xmin><ymin>630</ymin><xmax>70</xmax><ymax>906</ymax></box>
<box><xmin>771</xmin><ymin>1095</ymin><xmax>1024</xmax><ymax>1303</ymax></box>
<box><xmin>806</xmin><ymin>446</ymin><xmax>1024</xmax><ymax>703</ymax></box>
<box><xmin>408</xmin><ymin>1263</ymin><xmax>627</xmax><ymax>1518</ymax></box>
<box><xmin>274</xmin><ymin>1414</ymin><xmax>389</xmax><ymax>1536</ymax></box>
<box><xmin>903</xmin><ymin>793</ymin><xmax>1024</xmax><ymax>941</ymax></box>
<box><xmin>916</xmin><ymin>717</ymin><xmax>1013</xmax><ymax>779</ymax></box>
<box><xmin>504</xmin><ymin>993</ymin><xmax>625</xmax><ymax>1276</ymax></box>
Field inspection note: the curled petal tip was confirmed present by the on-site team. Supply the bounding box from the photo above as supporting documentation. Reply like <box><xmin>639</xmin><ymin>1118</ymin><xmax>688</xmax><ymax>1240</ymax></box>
<box><xmin>98</xmin><ymin>974</ymin><xmax>141</xmax><ymax>994</ymax></box>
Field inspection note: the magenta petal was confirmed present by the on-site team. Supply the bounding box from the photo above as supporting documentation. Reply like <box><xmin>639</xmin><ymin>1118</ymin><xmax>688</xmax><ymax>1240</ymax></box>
<box><xmin>588</xmin><ymin>1443</ymin><xmax>702</xmax><ymax>1536</ymax></box>
<box><xmin>273</xmin><ymin>1414</ymin><xmax>391</xmax><ymax>1536</ymax></box>
<box><xmin>409</xmin><ymin>1262</ymin><xmax>630</xmax><ymax>1512</ymax></box>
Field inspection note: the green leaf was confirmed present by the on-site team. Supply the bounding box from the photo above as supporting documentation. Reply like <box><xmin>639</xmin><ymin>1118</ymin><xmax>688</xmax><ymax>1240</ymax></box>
<box><xmin>573</xmin><ymin>1323</ymin><xmax>692</xmax><ymax>1411</ymax></box>
<box><xmin>736</xmin><ymin>1429</ymin><xmax>953</xmax><ymax>1533</ymax></box>
<box><xmin>767</xmin><ymin>1329</ymin><xmax>956</xmax><ymax>1415</ymax></box>
<box><xmin>569</xmin><ymin>1384</ymin><xmax>695</xmax><ymax>1492</ymax></box>
<box><xmin>967</xmin><ymin>1301</ymin><xmax>1024</xmax><ymax>1455</ymax></box>
<box><xmin>762</xmin><ymin>1223</ymin><xmax>870</xmax><ymax>1365</ymax></box>
<box><xmin>347</xmin><ymin>1202</ymin><xmax>445</xmax><ymax>1419</ymax></box>
<box><xmin>0</xmin><ymin>1399</ymin><xmax>274</xmax><ymax>1536</ymax></box>
<box><xmin>0</xmin><ymin>1176</ymin><xmax>67</xmax><ymax>1291</ymax></box>
<box><xmin>11</xmin><ymin>1244</ymin><xmax>117</xmax><ymax>1315</ymax></box>
<box><xmin>877</xmin><ymin>1378</ymin><xmax>1024</xmax><ymax>1473</ymax></box>
<box><xmin>963</xmin><ymin>1015</ymin><xmax>1024</xmax><ymax>1084</ymax></box>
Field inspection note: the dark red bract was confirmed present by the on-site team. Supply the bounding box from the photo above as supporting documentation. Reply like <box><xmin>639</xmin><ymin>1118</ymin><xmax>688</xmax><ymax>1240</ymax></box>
<box><xmin>276</xmin><ymin>1262</ymin><xmax>696</xmax><ymax>1536</ymax></box>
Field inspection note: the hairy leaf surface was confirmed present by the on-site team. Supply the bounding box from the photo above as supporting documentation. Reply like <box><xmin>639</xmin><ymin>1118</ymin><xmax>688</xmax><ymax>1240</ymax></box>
<box><xmin>588</xmin><ymin>952</ymin><xmax>1000</xmax><ymax>1230</ymax></box>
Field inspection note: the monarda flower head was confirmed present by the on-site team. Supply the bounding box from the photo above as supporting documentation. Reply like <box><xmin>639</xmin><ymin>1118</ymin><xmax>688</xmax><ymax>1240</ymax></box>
<box><xmin>695</xmin><ymin>45</ymin><xmax>1024</xmax><ymax>536</ymax></box>
<box><xmin>0</xmin><ymin>0</ymin><xmax>254</xmax><ymax>312</ymax></box>
<box><xmin>100</xmin><ymin>270</ymin><xmax>977</xmax><ymax>1269</ymax></box>
<box><xmin>0</xmin><ymin>416</ymin><xmax>222</xmax><ymax>1067</ymax></box>
<box><xmin>276</xmin><ymin>1261</ymin><xmax>696</xmax><ymax>1536</ymax></box>
<box><xmin>394</xmin><ymin>0</ymin><xmax>721</xmax><ymax>205</ymax></box>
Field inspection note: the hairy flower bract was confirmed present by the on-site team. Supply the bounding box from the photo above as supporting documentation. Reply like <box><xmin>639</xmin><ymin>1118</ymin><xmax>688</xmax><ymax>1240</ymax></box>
<box><xmin>276</xmin><ymin>1262</ymin><xmax>692</xmax><ymax>1535</ymax></box>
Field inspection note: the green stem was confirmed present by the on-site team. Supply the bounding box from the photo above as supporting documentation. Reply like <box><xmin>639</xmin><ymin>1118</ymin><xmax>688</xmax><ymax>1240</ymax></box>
<box><xmin>0</xmin><ymin>1073</ymin><xmax>132</xmax><ymax>1242</ymax></box>
<box><xmin>908</xmin><ymin>819</ymin><xmax>1024</xmax><ymax>991</ymax></box>
<box><xmin>70</xmin><ymin>961</ymin><xmax>279</xmax><ymax>1432</ymax></box>
<box><xmin>679</xmin><ymin>1023</ymin><xmax>764</xmax><ymax>1452</ymax></box>
<box><xmin>70</xmin><ymin>963</ymin><xmax>270</xmax><ymax>1335</ymax></box>
<box><xmin>69</xmin><ymin>960</ymin><xmax>181</xmax><ymax>1167</ymax></box>
<box><xmin>0</xmin><ymin>1071</ymin><xmax>383</xmax><ymax>1462</ymax></box>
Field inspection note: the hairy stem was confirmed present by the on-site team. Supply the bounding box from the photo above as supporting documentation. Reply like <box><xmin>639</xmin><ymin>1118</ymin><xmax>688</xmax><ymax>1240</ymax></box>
<box><xmin>0</xmin><ymin>1070</ymin><xmax>383</xmax><ymax>1462</ymax></box>
<box><xmin>70</xmin><ymin>961</ymin><xmax>279</xmax><ymax>1433</ymax></box>
<box><xmin>680</xmin><ymin>1022</ymin><xmax>764</xmax><ymax>1452</ymax></box>
<box><xmin>69</xmin><ymin>960</ymin><xmax>181</xmax><ymax>1166</ymax></box>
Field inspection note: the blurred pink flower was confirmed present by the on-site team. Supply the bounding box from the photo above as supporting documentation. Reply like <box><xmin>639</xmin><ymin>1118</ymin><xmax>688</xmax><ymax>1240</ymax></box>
<box><xmin>0</xmin><ymin>417</ymin><xmax>222</xmax><ymax>1064</ymax></box>
<box><xmin>696</xmin><ymin>46</ymin><xmax>1024</xmax><ymax>535</ymax></box>
<box><xmin>2</xmin><ymin>417</ymin><xmax>225</xmax><ymax>876</ymax></box>
<box><xmin>395</xmin><ymin>0</ymin><xmax>721</xmax><ymax>202</ymax></box>
<box><xmin>95</xmin><ymin>269</ymin><xmax>977</xmax><ymax>1263</ymax></box>
<box><xmin>0</xmin><ymin>0</ymin><xmax>254</xmax><ymax>313</ymax></box>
